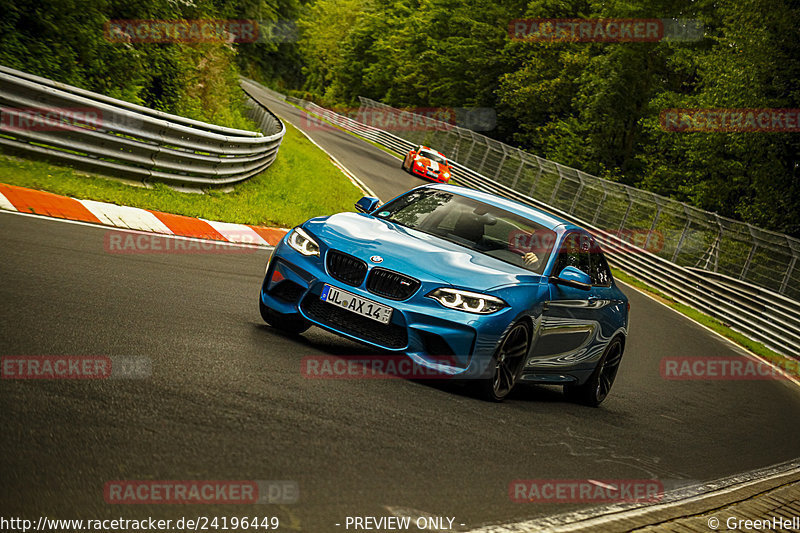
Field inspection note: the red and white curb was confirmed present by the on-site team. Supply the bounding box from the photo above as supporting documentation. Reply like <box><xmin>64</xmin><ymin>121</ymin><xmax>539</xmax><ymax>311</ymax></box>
<box><xmin>0</xmin><ymin>183</ymin><xmax>288</xmax><ymax>247</ymax></box>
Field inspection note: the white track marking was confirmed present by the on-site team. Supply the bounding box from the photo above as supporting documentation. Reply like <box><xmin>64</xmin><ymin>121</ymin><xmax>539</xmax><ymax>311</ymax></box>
<box><xmin>271</xmin><ymin>100</ymin><xmax>380</xmax><ymax>200</ymax></box>
<box><xmin>79</xmin><ymin>199</ymin><xmax>173</xmax><ymax>234</ymax></box>
<box><xmin>0</xmin><ymin>191</ymin><xmax>17</xmax><ymax>211</ymax></box>
<box><xmin>203</xmin><ymin>219</ymin><xmax>268</xmax><ymax>246</ymax></box>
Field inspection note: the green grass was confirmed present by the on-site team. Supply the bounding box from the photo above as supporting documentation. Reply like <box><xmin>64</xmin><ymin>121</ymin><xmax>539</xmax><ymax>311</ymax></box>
<box><xmin>611</xmin><ymin>267</ymin><xmax>791</xmax><ymax>369</ymax></box>
<box><xmin>0</xmin><ymin>120</ymin><xmax>363</xmax><ymax>228</ymax></box>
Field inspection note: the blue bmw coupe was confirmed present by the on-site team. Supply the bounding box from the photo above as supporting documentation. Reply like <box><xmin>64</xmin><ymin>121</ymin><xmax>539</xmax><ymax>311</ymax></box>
<box><xmin>259</xmin><ymin>184</ymin><xmax>629</xmax><ymax>404</ymax></box>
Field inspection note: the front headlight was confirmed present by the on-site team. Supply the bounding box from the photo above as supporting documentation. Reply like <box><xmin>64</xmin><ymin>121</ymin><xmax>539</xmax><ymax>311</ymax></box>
<box><xmin>287</xmin><ymin>227</ymin><xmax>320</xmax><ymax>256</ymax></box>
<box><xmin>442</xmin><ymin>172</ymin><xmax>450</xmax><ymax>178</ymax></box>
<box><xmin>427</xmin><ymin>288</ymin><xmax>507</xmax><ymax>314</ymax></box>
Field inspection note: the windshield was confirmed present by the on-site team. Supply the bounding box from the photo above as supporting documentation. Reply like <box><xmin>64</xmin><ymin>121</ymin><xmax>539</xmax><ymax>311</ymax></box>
<box><xmin>418</xmin><ymin>150</ymin><xmax>447</xmax><ymax>165</ymax></box>
<box><xmin>376</xmin><ymin>189</ymin><xmax>556</xmax><ymax>274</ymax></box>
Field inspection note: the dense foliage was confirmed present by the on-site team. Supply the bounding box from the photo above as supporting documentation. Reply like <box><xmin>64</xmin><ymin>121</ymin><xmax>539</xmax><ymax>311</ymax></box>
<box><xmin>291</xmin><ymin>0</ymin><xmax>800</xmax><ymax>236</ymax></box>
<box><xmin>1</xmin><ymin>0</ymin><xmax>797</xmax><ymax>235</ymax></box>
<box><xmin>0</xmin><ymin>0</ymin><xmax>291</xmax><ymax>129</ymax></box>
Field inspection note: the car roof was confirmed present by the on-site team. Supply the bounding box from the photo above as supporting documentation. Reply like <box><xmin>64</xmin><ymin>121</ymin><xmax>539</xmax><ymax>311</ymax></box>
<box><xmin>422</xmin><ymin>183</ymin><xmax>576</xmax><ymax>231</ymax></box>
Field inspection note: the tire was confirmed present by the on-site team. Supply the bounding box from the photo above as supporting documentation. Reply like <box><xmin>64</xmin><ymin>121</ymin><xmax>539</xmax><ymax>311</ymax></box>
<box><xmin>259</xmin><ymin>297</ymin><xmax>310</xmax><ymax>335</ymax></box>
<box><xmin>478</xmin><ymin>321</ymin><xmax>531</xmax><ymax>402</ymax></box>
<box><xmin>564</xmin><ymin>336</ymin><xmax>624</xmax><ymax>407</ymax></box>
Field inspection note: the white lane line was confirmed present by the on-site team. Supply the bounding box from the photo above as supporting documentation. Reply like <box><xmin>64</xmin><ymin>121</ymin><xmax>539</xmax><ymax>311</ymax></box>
<box><xmin>0</xmin><ymin>209</ymin><xmax>272</xmax><ymax>249</ymax></box>
<box><xmin>271</xmin><ymin>102</ymin><xmax>380</xmax><ymax>200</ymax></box>
<box><xmin>0</xmin><ymin>191</ymin><xmax>17</xmax><ymax>211</ymax></box>
<box><xmin>79</xmin><ymin>199</ymin><xmax>173</xmax><ymax>234</ymax></box>
<box><xmin>203</xmin><ymin>219</ymin><xmax>268</xmax><ymax>246</ymax></box>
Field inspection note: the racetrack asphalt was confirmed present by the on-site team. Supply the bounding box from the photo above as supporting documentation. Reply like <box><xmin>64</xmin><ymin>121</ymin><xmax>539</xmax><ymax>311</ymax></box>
<box><xmin>1</xmin><ymin>85</ymin><xmax>799</xmax><ymax>532</ymax></box>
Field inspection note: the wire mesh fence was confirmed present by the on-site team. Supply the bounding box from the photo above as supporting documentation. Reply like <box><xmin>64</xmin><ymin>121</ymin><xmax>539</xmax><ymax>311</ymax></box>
<box><xmin>359</xmin><ymin>96</ymin><xmax>800</xmax><ymax>302</ymax></box>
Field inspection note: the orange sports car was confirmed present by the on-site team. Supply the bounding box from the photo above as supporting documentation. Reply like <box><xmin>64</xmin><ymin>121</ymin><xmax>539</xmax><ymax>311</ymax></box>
<box><xmin>402</xmin><ymin>145</ymin><xmax>452</xmax><ymax>183</ymax></box>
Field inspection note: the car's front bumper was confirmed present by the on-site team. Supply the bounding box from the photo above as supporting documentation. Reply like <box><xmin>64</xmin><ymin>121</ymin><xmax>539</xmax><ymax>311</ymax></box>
<box><xmin>260</xmin><ymin>239</ymin><xmax>514</xmax><ymax>377</ymax></box>
<box><xmin>410</xmin><ymin>165</ymin><xmax>450</xmax><ymax>183</ymax></box>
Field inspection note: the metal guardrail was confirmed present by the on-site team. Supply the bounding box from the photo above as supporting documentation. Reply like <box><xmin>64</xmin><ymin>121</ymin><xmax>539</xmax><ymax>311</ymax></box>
<box><xmin>359</xmin><ymin>97</ymin><xmax>800</xmax><ymax>304</ymax></box>
<box><xmin>0</xmin><ymin>66</ymin><xmax>285</xmax><ymax>187</ymax></box>
<box><xmin>282</xmin><ymin>89</ymin><xmax>799</xmax><ymax>357</ymax></box>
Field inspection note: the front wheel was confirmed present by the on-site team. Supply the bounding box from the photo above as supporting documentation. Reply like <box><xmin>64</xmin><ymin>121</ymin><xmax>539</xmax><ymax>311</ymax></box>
<box><xmin>479</xmin><ymin>321</ymin><xmax>531</xmax><ymax>402</ymax></box>
<box><xmin>259</xmin><ymin>297</ymin><xmax>310</xmax><ymax>335</ymax></box>
<box><xmin>564</xmin><ymin>336</ymin><xmax>624</xmax><ymax>407</ymax></box>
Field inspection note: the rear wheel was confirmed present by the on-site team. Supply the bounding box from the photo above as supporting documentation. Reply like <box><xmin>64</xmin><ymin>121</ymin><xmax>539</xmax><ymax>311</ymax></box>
<box><xmin>564</xmin><ymin>336</ymin><xmax>623</xmax><ymax>407</ymax></box>
<box><xmin>259</xmin><ymin>297</ymin><xmax>310</xmax><ymax>335</ymax></box>
<box><xmin>479</xmin><ymin>322</ymin><xmax>531</xmax><ymax>402</ymax></box>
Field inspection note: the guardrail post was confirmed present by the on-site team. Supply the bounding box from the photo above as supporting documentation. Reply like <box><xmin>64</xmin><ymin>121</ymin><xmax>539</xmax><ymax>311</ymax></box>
<box><xmin>618</xmin><ymin>192</ymin><xmax>633</xmax><ymax>232</ymax></box>
<box><xmin>549</xmin><ymin>166</ymin><xmax>564</xmax><ymax>204</ymax></box>
<box><xmin>781</xmin><ymin>256</ymin><xmax>797</xmax><ymax>294</ymax></box>
<box><xmin>644</xmin><ymin>197</ymin><xmax>663</xmax><ymax>252</ymax></box>
<box><xmin>529</xmin><ymin>157</ymin><xmax>543</xmax><ymax>197</ymax></box>
<box><xmin>672</xmin><ymin>215</ymin><xmax>692</xmax><ymax>263</ymax></box>
<box><xmin>741</xmin><ymin>241</ymin><xmax>757</xmax><ymax>279</ymax></box>
<box><xmin>450</xmin><ymin>129</ymin><xmax>464</xmax><ymax>161</ymax></box>
<box><xmin>463</xmin><ymin>134</ymin><xmax>477</xmax><ymax>167</ymax></box>
<box><xmin>592</xmin><ymin>189</ymin><xmax>607</xmax><ymax>225</ymax></box>
<box><xmin>511</xmin><ymin>152</ymin><xmax>525</xmax><ymax>189</ymax></box>
<box><xmin>494</xmin><ymin>145</ymin><xmax>508</xmax><ymax>182</ymax></box>
<box><xmin>478</xmin><ymin>141</ymin><xmax>492</xmax><ymax>173</ymax></box>
<box><xmin>569</xmin><ymin>174</ymin><xmax>586</xmax><ymax>214</ymax></box>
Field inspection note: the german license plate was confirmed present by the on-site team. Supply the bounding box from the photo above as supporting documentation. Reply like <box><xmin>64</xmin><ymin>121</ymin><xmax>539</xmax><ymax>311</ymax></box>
<box><xmin>321</xmin><ymin>285</ymin><xmax>393</xmax><ymax>324</ymax></box>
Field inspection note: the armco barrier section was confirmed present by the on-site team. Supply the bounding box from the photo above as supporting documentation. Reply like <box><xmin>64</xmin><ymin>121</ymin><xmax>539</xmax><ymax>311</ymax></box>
<box><xmin>0</xmin><ymin>66</ymin><xmax>285</xmax><ymax>187</ymax></box>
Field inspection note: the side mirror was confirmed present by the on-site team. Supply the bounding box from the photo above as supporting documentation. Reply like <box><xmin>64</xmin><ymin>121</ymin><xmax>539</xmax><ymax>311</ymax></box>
<box><xmin>550</xmin><ymin>266</ymin><xmax>591</xmax><ymax>291</ymax></box>
<box><xmin>355</xmin><ymin>196</ymin><xmax>381</xmax><ymax>213</ymax></box>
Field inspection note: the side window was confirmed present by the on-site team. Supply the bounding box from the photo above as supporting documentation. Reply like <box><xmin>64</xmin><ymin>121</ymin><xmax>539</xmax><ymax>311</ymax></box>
<box><xmin>553</xmin><ymin>232</ymin><xmax>591</xmax><ymax>277</ymax></box>
<box><xmin>589</xmin><ymin>239</ymin><xmax>612</xmax><ymax>286</ymax></box>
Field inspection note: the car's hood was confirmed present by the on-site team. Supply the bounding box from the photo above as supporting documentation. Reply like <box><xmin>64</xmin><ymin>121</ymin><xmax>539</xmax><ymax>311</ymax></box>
<box><xmin>417</xmin><ymin>157</ymin><xmax>440</xmax><ymax>172</ymax></box>
<box><xmin>304</xmin><ymin>212</ymin><xmax>543</xmax><ymax>291</ymax></box>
